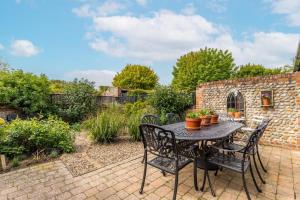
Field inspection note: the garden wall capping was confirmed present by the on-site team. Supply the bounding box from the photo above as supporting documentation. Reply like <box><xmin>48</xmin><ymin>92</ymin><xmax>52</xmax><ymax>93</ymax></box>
<box><xmin>196</xmin><ymin>72</ymin><xmax>300</xmax><ymax>149</ymax></box>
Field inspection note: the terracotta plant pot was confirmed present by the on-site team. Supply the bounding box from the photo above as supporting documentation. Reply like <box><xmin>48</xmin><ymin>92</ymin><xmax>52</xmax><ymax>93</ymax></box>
<box><xmin>200</xmin><ymin>116</ymin><xmax>211</xmax><ymax>126</ymax></box>
<box><xmin>211</xmin><ymin>115</ymin><xmax>219</xmax><ymax>124</ymax></box>
<box><xmin>185</xmin><ymin>118</ymin><xmax>201</xmax><ymax>130</ymax></box>
<box><xmin>234</xmin><ymin>112</ymin><xmax>241</xmax><ymax>119</ymax></box>
<box><xmin>262</xmin><ymin>98</ymin><xmax>270</xmax><ymax>106</ymax></box>
<box><xmin>228</xmin><ymin>112</ymin><xmax>234</xmax><ymax>118</ymax></box>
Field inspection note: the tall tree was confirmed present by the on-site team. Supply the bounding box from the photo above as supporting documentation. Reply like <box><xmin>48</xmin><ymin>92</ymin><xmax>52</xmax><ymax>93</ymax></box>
<box><xmin>172</xmin><ymin>48</ymin><xmax>235</xmax><ymax>91</ymax></box>
<box><xmin>294</xmin><ymin>41</ymin><xmax>300</xmax><ymax>72</ymax></box>
<box><xmin>112</xmin><ymin>64</ymin><xmax>159</xmax><ymax>90</ymax></box>
<box><xmin>233</xmin><ymin>64</ymin><xmax>283</xmax><ymax>78</ymax></box>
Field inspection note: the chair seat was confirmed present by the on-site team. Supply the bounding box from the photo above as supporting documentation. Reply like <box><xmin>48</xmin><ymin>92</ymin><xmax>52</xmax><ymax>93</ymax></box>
<box><xmin>207</xmin><ymin>152</ymin><xmax>250</xmax><ymax>173</ymax></box>
<box><xmin>147</xmin><ymin>156</ymin><xmax>192</xmax><ymax>174</ymax></box>
<box><xmin>212</xmin><ymin>141</ymin><xmax>256</xmax><ymax>155</ymax></box>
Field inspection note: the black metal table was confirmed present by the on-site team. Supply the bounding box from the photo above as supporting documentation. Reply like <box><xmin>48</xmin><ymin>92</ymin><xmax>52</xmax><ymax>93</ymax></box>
<box><xmin>162</xmin><ymin>121</ymin><xmax>244</xmax><ymax>194</ymax></box>
<box><xmin>161</xmin><ymin>121</ymin><xmax>244</xmax><ymax>141</ymax></box>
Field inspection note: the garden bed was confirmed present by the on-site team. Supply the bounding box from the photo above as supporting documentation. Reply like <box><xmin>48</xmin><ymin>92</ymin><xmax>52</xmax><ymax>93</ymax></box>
<box><xmin>60</xmin><ymin>132</ymin><xmax>143</xmax><ymax>176</ymax></box>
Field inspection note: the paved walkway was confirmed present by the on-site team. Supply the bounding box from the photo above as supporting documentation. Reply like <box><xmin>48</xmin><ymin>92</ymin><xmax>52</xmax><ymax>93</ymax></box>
<box><xmin>0</xmin><ymin>145</ymin><xmax>299</xmax><ymax>200</ymax></box>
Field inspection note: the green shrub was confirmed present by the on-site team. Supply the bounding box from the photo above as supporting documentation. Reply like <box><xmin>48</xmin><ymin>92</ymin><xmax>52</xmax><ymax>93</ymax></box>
<box><xmin>127</xmin><ymin>89</ymin><xmax>152</xmax><ymax>98</ymax></box>
<box><xmin>125</xmin><ymin>101</ymin><xmax>157</xmax><ymax>140</ymax></box>
<box><xmin>0</xmin><ymin>69</ymin><xmax>51</xmax><ymax>116</ymax></box>
<box><xmin>148</xmin><ymin>85</ymin><xmax>193</xmax><ymax>117</ymax></box>
<box><xmin>11</xmin><ymin>157</ymin><xmax>20</xmax><ymax>167</ymax></box>
<box><xmin>0</xmin><ymin>117</ymin><xmax>75</xmax><ymax>158</ymax></box>
<box><xmin>49</xmin><ymin>149</ymin><xmax>59</xmax><ymax>158</ymax></box>
<box><xmin>84</xmin><ymin>104</ymin><xmax>125</xmax><ymax>143</ymax></box>
<box><xmin>53</xmin><ymin>78</ymin><xmax>96</xmax><ymax>123</ymax></box>
<box><xmin>127</xmin><ymin>114</ymin><xmax>141</xmax><ymax>141</ymax></box>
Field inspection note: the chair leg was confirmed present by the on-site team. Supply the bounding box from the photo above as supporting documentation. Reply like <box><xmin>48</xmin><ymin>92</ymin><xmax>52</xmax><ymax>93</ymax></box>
<box><xmin>206</xmin><ymin>170</ymin><xmax>216</xmax><ymax>197</ymax></box>
<box><xmin>193</xmin><ymin>160</ymin><xmax>199</xmax><ymax>191</ymax></box>
<box><xmin>242</xmin><ymin>169</ymin><xmax>251</xmax><ymax>200</ymax></box>
<box><xmin>250</xmin><ymin>163</ymin><xmax>262</xmax><ymax>193</ymax></box>
<box><xmin>253</xmin><ymin>154</ymin><xmax>266</xmax><ymax>184</ymax></box>
<box><xmin>200</xmin><ymin>169</ymin><xmax>206</xmax><ymax>191</ymax></box>
<box><xmin>214</xmin><ymin>168</ymin><xmax>219</xmax><ymax>176</ymax></box>
<box><xmin>161</xmin><ymin>171</ymin><xmax>166</xmax><ymax>176</ymax></box>
<box><xmin>139</xmin><ymin>153</ymin><xmax>147</xmax><ymax>194</ymax></box>
<box><xmin>256</xmin><ymin>144</ymin><xmax>267</xmax><ymax>173</ymax></box>
<box><xmin>141</xmin><ymin>152</ymin><xmax>145</xmax><ymax>164</ymax></box>
<box><xmin>173</xmin><ymin>170</ymin><xmax>179</xmax><ymax>200</ymax></box>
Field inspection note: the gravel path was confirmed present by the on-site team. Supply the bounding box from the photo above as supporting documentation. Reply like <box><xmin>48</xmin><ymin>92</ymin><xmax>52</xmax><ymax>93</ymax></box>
<box><xmin>60</xmin><ymin>132</ymin><xmax>143</xmax><ymax>176</ymax></box>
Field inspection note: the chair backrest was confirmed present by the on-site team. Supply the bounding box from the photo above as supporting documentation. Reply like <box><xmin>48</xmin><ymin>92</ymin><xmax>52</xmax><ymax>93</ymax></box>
<box><xmin>243</xmin><ymin>121</ymin><xmax>269</xmax><ymax>156</ymax></box>
<box><xmin>257</xmin><ymin>118</ymin><xmax>271</xmax><ymax>139</ymax></box>
<box><xmin>248</xmin><ymin>115</ymin><xmax>270</xmax><ymax>128</ymax></box>
<box><xmin>139</xmin><ymin>124</ymin><xmax>177</xmax><ymax>159</ymax></box>
<box><xmin>166</xmin><ymin>113</ymin><xmax>181</xmax><ymax>124</ymax></box>
<box><xmin>217</xmin><ymin>112</ymin><xmax>234</xmax><ymax>122</ymax></box>
<box><xmin>141</xmin><ymin>114</ymin><xmax>161</xmax><ymax>125</ymax></box>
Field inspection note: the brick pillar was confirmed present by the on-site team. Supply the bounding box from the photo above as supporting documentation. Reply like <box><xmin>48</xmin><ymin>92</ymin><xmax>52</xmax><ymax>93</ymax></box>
<box><xmin>196</xmin><ymin>86</ymin><xmax>205</xmax><ymax>110</ymax></box>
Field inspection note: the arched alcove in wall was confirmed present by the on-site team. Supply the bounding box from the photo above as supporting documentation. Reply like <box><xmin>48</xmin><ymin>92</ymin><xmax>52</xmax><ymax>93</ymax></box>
<box><xmin>227</xmin><ymin>91</ymin><xmax>245</xmax><ymax>114</ymax></box>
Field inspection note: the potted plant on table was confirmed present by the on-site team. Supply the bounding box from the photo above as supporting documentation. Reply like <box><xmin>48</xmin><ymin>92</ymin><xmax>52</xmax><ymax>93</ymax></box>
<box><xmin>185</xmin><ymin>111</ymin><xmax>201</xmax><ymax>130</ymax></box>
<box><xmin>262</xmin><ymin>93</ymin><xmax>271</xmax><ymax>107</ymax></box>
<box><xmin>199</xmin><ymin>109</ymin><xmax>211</xmax><ymax>126</ymax></box>
<box><xmin>234</xmin><ymin>110</ymin><xmax>241</xmax><ymax>119</ymax></box>
<box><xmin>209</xmin><ymin>109</ymin><xmax>219</xmax><ymax>124</ymax></box>
<box><xmin>227</xmin><ymin>108</ymin><xmax>236</xmax><ymax>118</ymax></box>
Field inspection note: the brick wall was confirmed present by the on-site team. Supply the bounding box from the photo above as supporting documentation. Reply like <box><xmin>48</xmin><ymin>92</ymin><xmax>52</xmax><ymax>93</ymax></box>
<box><xmin>196</xmin><ymin>72</ymin><xmax>300</xmax><ymax>149</ymax></box>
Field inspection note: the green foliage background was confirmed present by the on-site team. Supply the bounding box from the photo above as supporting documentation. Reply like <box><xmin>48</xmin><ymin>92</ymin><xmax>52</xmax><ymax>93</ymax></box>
<box><xmin>113</xmin><ymin>64</ymin><xmax>159</xmax><ymax>90</ymax></box>
<box><xmin>0</xmin><ymin>69</ymin><xmax>50</xmax><ymax>116</ymax></box>
<box><xmin>0</xmin><ymin>117</ymin><xmax>75</xmax><ymax>158</ymax></box>
<box><xmin>148</xmin><ymin>85</ymin><xmax>193</xmax><ymax>117</ymax></box>
<box><xmin>172</xmin><ymin>48</ymin><xmax>235</xmax><ymax>91</ymax></box>
<box><xmin>233</xmin><ymin>63</ymin><xmax>286</xmax><ymax>78</ymax></box>
<box><xmin>53</xmin><ymin>79</ymin><xmax>96</xmax><ymax>123</ymax></box>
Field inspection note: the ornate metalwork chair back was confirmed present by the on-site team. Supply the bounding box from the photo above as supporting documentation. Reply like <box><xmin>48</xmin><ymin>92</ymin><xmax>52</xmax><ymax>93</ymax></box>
<box><xmin>141</xmin><ymin>114</ymin><xmax>161</xmax><ymax>125</ymax></box>
<box><xmin>166</xmin><ymin>113</ymin><xmax>181</xmax><ymax>124</ymax></box>
<box><xmin>243</xmin><ymin>122</ymin><xmax>267</xmax><ymax>158</ymax></box>
<box><xmin>139</xmin><ymin>124</ymin><xmax>177</xmax><ymax>159</ymax></box>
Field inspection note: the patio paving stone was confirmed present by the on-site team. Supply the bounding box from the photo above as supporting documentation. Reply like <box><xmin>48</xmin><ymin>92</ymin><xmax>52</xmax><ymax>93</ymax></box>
<box><xmin>0</xmin><ymin>145</ymin><xmax>299</xmax><ymax>200</ymax></box>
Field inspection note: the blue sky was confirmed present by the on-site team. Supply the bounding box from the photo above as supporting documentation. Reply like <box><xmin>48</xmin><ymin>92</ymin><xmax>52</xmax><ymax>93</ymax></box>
<box><xmin>0</xmin><ymin>0</ymin><xmax>299</xmax><ymax>86</ymax></box>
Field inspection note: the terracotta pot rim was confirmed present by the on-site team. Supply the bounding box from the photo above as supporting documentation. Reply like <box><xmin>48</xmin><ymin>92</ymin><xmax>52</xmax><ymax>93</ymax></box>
<box><xmin>200</xmin><ymin>115</ymin><xmax>211</xmax><ymax>119</ymax></box>
<box><xmin>185</xmin><ymin>118</ymin><xmax>201</xmax><ymax>121</ymax></box>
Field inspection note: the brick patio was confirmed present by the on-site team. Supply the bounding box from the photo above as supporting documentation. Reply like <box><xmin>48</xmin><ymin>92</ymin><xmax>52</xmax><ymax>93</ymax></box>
<box><xmin>0</xmin><ymin>145</ymin><xmax>299</xmax><ymax>200</ymax></box>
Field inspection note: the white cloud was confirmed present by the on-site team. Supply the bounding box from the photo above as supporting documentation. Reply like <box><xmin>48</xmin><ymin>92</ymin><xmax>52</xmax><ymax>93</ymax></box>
<box><xmin>73</xmin><ymin>4</ymin><xmax>299</xmax><ymax>68</ymax></box>
<box><xmin>10</xmin><ymin>40</ymin><xmax>40</xmax><ymax>57</ymax></box>
<box><xmin>268</xmin><ymin>0</ymin><xmax>300</xmax><ymax>26</ymax></box>
<box><xmin>206</xmin><ymin>0</ymin><xmax>228</xmax><ymax>13</ymax></box>
<box><xmin>136</xmin><ymin>0</ymin><xmax>147</xmax><ymax>6</ymax></box>
<box><xmin>90</xmin><ymin>10</ymin><xmax>218</xmax><ymax>61</ymax></box>
<box><xmin>66</xmin><ymin>69</ymin><xmax>116</xmax><ymax>87</ymax></box>
<box><xmin>207</xmin><ymin>32</ymin><xmax>300</xmax><ymax>67</ymax></box>
<box><xmin>72</xmin><ymin>1</ymin><xmax>125</xmax><ymax>18</ymax></box>
<box><xmin>0</xmin><ymin>43</ymin><xmax>4</xmax><ymax>50</ymax></box>
<box><xmin>181</xmin><ymin>3</ymin><xmax>196</xmax><ymax>15</ymax></box>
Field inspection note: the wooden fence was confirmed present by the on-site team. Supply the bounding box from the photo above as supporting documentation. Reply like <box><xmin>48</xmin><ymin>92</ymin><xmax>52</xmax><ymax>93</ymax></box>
<box><xmin>50</xmin><ymin>94</ymin><xmax>148</xmax><ymax>106</ymax></box>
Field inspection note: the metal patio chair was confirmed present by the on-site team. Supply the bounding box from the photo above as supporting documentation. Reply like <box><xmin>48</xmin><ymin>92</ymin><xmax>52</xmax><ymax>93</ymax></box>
<box><xmin>141</xmin><ymin>114</ymin><xmax>161</xmax><ymax>125</ymax></box>
<box><xmin>139</xmin><ymin>124</ymin><xmax>196</xmax><ymax>200</ymax></box>
<box><xmin>203</xmin><ymin>121</ymin><xmax>269</xmax><ymax>200</ymax></box>
<box><xmin>166</xmin><ymin>113</ymin><xmax>181</xmax><ymax>124</ymax></box>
